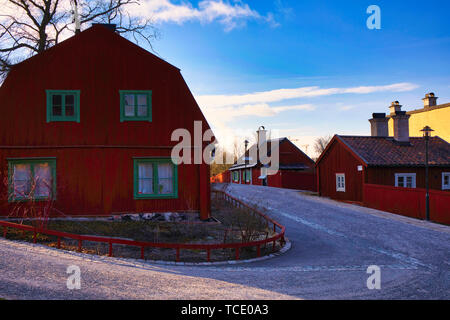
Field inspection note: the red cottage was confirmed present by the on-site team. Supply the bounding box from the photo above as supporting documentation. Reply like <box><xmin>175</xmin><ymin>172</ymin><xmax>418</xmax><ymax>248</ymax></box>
<box><xmin>229</xmin><ymin>136</ymin><xmax>316</xmax><ymax>191</ymax></box>
<box><xmin>0</xmin><ymin>24</ymin><xmax>213</xmax><ymax>220</ymax></box>
<box><xmin>316</xmin><ymin>112</ymin><xmax>450</xmax><ymax>203</ymax></box>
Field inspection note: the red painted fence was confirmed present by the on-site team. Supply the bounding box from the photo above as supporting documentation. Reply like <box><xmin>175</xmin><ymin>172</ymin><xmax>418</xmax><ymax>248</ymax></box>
<box><xmin>0</xmin><ymin>190</ymin><xmax>285</xmax><ymax>262</ymax></box>
<box><xmin>363</xmin><ymin>184</ymin><xmax>450</xmax><ymax>225</ymax></box>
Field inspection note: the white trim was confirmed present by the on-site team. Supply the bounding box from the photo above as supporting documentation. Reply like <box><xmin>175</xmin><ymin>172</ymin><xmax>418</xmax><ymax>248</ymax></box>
<box><xmin>395</xmin><ymin>173</ymin><xmax>416</xmax><ymax>188</ymax></box>
<box><xmin>442</xmin><ymin>172</ymin><xmax>450</xmax><ymax>190</ymax></box>
<box><xmin>336</xmin><ymin>173</ymin><xmax>345</xmax><ymax>192</ymax></box>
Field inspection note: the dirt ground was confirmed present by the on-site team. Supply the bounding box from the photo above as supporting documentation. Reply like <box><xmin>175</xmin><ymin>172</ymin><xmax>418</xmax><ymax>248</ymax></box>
<box><xmin>2</xmin><ymin>194</ymin><xmax>282</xmax><ymax>262</ymax></box>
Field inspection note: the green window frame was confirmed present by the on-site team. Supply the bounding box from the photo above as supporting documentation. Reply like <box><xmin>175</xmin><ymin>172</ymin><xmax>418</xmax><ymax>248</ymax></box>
<box><xmin>133</xmin><ymin>158</ymin><xmax>178</xmax><ymax>199</ymax></box>
<box><xmin>120</xmin><ymin>90</ymin><xmax>152</xmax><ymax>122</ymax></box>
<box><xmin>244</xmin><ymin>169</ymin><xmax>251</xmax><ymax>183</ymax></box>
<box><xmin>7</xmin><ymin>158</ymin><xmax>57</xmax><ymax>202</ymax></box>
<box><xmin>232</xmin><ymin>171</ymin><xmax>240</xmax><ymax>183</ymax></box>
<box><xmin>46</xmin><ymin>90</ymin><xmax>80</xmax><ymax>122</ymax></box>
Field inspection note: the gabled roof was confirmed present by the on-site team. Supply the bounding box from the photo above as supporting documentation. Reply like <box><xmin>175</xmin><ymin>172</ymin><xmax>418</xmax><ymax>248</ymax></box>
<box><xmin>10</xmin><ymin>24</ymin><xmax>180</xmax><ymax>72</ymax></box>
<box><xmin>229</xmin><ymin>137</ymin><xmax>313</xmax><ymax>171</ymax></box>
<box><xmin>323</xmin><ymin>135</ymin><xmax>450</xmax><ymax>167</ymax></box>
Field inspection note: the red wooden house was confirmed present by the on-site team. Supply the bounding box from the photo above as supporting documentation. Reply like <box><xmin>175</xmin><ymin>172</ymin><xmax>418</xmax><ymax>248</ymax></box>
<box><xmin>0</xmin><ymin>24</ymin><xmax>212</xmax><ymax>220</ymax></box>
<box><xmin>229</xmin><ymin>137</ymin><xmax>316</xmax><ymax>191</ymax></box>
<box><xmin>316</xmin><ymin>112</ymin><xmax>450</xmax><ymax>203</ymax></box>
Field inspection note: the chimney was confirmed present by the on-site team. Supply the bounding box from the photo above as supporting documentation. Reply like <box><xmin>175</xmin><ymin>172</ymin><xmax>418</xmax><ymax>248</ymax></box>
<box><xmin>391</xmin><ymin>111</ymin><xmax>410</xmax><ymax>143</ymax></box>
<box><xmin>73</xmin><ymin>0</ymin><xmax>81</xmax><ymax>34</ymax></box>
<box><xmin>92</xmin><ymin>23</ymin><xmax>117</xmax><ymax>32</ymax></box>
<box><xmin>389</xmin><ymin>101</ymin><xmax>402</xmax><ymax>115</ymax></box>
<box><xmin>369</xmin><ymin>113</ymin><xmax>389</xmax><ymax>137</ymax></box>
<box><xmin>422</xmin><ymin>92</ymin><xmax>438</xmax><ymax>108</ymax></box>
<box><xmin>256</xmin><ymin>126</ymin><xmax>267</xmax><ymax>146</ymax></box>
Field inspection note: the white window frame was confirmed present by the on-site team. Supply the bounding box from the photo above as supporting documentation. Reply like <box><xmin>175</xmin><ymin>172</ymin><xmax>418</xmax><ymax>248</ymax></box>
<box><xmin>395</xmin><ymin>173</ymin><xmax>416</xmax><ymax>188</ymax></box>
<box><xmin>442</xmin><ymin>172</ymin><xmax>450</xmax><ymax>190</ymax></box>
<box><xmin>336</xmin><ymin>173</ymin><xmax>345</xmax><ymax>192</ymax></box>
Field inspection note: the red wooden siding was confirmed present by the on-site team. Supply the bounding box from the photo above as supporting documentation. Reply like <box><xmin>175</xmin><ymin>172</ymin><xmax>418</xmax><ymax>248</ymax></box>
<box><xmin>366</xmin><ymin>167</ymin><xmax>448</xmax><ymax>190</ymax></box>
<box><xmin>0</xmin><ymin>148</ymin><xmax>201</xmax><ymax>217</ymax></box>
<box><xmin>281</xmin><ymin>171</ymin><xmax>317</xmax><ymax>192</ymax></box>
<box><xmin>0</xmin><ymin>25</ymin><xmax>212</xmax><ymax>219</ymax></box>
<box><xmin>363</xmin><ymin>184</ymin><xmax>450</xmax><ymax>225</ymax></box>
<box><xmin>316</xmin><ymin>138</ymin><xmax>365</xmax><ymax>202</ymax></box>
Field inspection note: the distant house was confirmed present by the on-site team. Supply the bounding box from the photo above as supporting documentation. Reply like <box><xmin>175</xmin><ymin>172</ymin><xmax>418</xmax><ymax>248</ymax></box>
<box><xmin>387</xmin><ymin>94</ymin><xmax>450</xmax><ymax>142</ymax></box>
<box><xmin>0</xmin><ymin>24</ymin><xmax>213</xmax><ymax>220</ymax></box>
<box><xmin>229</xmin><ymin>135</ymin><xmax>316</xmax><ymax>191</ymax></box>
<box><xmin>316</xmin><ymin>111</ymin><xmax>450</xmax><ymax>203</ymax></box>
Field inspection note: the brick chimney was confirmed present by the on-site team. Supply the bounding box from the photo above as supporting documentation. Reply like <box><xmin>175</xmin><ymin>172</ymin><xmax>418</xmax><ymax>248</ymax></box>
<box><xmin>389</xmin><ymin>101</ymin><xmax>402</xmax><ymax>115</ymax></box>
<box><xmin>369</xmin><ymin>113</ymin><xmax>389</xmax><ymax>137</ymax></box>
<box><xmin>422</xmin><ymin>92</ymin><xmax>438</xmax><ymax>108</ymax></box>
<box><xmin>391</xmin><ymin>111</ymin><xmax>410</xmax><ymax>143</ymax></box>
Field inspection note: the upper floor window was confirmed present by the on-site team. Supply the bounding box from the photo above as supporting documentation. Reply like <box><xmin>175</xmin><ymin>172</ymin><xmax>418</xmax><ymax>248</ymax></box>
<box><xmin>395</xmin><ymin>173</ymin><xmax>416</xmax><ymax>188</ymax></box>
<box><xmin>46</xmin><ymin>90</ymin><xmax>80</xmax><ymax>122</ymax></box>
<box><xmin>442</xmin><ymin>173</ymin><xmax>450</xmax><ymax>190</ymax></box>
<box><xmin>120</xmin><ymin>91</ymin><xmax>152</xmax><ymax>122</ymax></box>
<box><xmin>8</xmin><ymin>158</ymin><xmax>56</xmax><ymax>201</ymax></box>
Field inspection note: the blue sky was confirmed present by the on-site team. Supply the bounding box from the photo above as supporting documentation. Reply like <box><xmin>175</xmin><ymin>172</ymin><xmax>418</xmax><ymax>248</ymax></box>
<box><xmin>133</xmin><ymin>0</ymin><xmax>450</xmax><ymax>156</ymax></box>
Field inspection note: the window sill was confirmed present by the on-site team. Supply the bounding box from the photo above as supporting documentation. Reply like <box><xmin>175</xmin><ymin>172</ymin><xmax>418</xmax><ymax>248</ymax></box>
<box><xmin>134</xmin><ymin>194</ymin><xmax>178</xmax><ymax>200</ymax></box>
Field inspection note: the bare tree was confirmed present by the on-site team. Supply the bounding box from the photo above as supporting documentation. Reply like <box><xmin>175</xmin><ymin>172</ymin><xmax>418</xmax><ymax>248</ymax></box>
<box><xmin>313</xmin><ymin>135</ymin><xmax>332</xmax><ymax>158</ymax></box>
<box><xmin>0</xmin><ymin>0</ymin><xmax>159</xmax><ymax>80</ymax></box>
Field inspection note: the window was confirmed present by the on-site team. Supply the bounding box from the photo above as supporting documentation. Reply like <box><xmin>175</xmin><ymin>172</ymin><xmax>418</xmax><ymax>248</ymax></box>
<box><xmin>442</xmin><ymin>173</ymin><xmax>450</xmax><ymax>190</ymax></box>
<box><xmin>232</xmin><ymin>171</ymin><xmax>240</xmax><ymax>183</ymax></box>
<box><xmin>395</xmin><ymin>173</ymin><xmax>416</xmax><ymax>188</ymax></box>
<box><xmin>134</xmin><ymin>158</ymin><xmax>177</xmax><ymax>199</ymax></box>
<box><xmin>8</xmin><ymin>158</ymin><xmax>56</xmax><ymax>201</ymax></box>
<box><xmin>244</xmin><ymin>169</ymin><xmax>251</xmax><ymax>183</ymax></box>
<box><xmin>46</xmin><ymin>90</ymin><xmax>80</xmax><ymax>122</ymax></box>
<box><xmin>120</xmin><ymin>91</ymin><xmax>152</xmax><ymax>122</ymax></box>
<box><xmin>336</xmin><ymin>174</ymin><xmax>345</xmax><ymax>192</ymax></box>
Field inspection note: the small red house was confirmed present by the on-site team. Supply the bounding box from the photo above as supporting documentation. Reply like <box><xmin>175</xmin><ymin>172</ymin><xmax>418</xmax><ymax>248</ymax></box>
<box><xmin>229</xmin><ymin>137</ymin><xmax>316</xmax><ymax>191</ymax></box>
<box><xmin>316</xmin><ymin>112</ymin><xmax>450</xmax><ymax>203</ymax></box>
<box><xmin>0</xmin><ymin>24</ymin><xmax>213</xmax><ymax>219</ymax></box>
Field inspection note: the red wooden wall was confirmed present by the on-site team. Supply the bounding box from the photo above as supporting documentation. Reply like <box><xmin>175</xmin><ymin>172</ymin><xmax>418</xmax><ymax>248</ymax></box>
<box><xmin>363</xmin><ymin>184</ymin><xmax>450</xmax><ymax>225</ymax></box>
<box><xmin>0</xmin><ymin>25</ymin><xmax>212</xmax><ymax>219</ymax></box>
<box><xmin>281</xmin><ymin>171</ymin><xmax>317</xmax><ymax>192</ymax></box>
<box><xmin>0</xmin><ymin>148</ymin><xmax>202</xmax><ymax>217</ymax></box>
<box><xmin>366</xmin><ymin>167</ymin><xmax>448</xmax><ymax>190</ymax></box>
<box><xmin>316</xmin><ymin>138</ymin><xmax>365</xmax><ymax>202</ymax></box>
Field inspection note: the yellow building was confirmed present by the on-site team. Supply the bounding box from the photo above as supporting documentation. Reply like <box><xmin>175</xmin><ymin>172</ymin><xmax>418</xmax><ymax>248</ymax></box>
<box><xmin>387</xmin><ymin>93</ymin><xmax>450</xmax><ymax>142</ymax></box>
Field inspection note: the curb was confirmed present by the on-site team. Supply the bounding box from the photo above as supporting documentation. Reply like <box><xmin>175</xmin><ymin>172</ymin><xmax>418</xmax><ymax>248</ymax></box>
<box><xmin>0</xmin><ymin>236</ymin><xmax>291</xmax><ymax>267</ymax></box>
<box><xmin>144</xmin><ymin>238</ymin><xmax>292</xmax><ymax>266</ymax></box>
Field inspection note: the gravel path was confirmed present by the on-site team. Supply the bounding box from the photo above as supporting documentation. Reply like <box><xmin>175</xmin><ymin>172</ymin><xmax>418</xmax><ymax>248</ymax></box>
<box><xmin>1</xmin><ymin>183</ymin><xmax>449</xmax><ymax>299</ymax></box>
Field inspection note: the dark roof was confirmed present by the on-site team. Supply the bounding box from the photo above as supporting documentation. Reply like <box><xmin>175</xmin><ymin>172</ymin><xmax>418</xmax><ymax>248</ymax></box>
<box><xmin>338</xmin><ymin>135</ymin><xmax>450</xmax><ymax>167</ymax></box>
<box><xmin>229</xmin><ymin>137</ymin><xmax>313</xmax><ymax>170</ymax></box>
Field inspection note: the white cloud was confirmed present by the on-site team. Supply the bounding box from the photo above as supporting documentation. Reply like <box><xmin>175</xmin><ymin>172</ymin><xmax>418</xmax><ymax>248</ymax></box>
<box><xmin>128</xmin><ymin>0</ymin><xmax>274</xmax><ymax>31</ymax></box>
<box><xmin>197</xmin><ymin>82</ymin><xmax>420</xmax><ymax>154</ymax></box>
<box><xmin>196</xmin><ymin>82</ymin><xmax>419</xmax><ymax>108</ymax></box>
<box><xmin>203</xmin><ymin>103</ymin><xmax>315</xmax><ymax>124</ymax></box>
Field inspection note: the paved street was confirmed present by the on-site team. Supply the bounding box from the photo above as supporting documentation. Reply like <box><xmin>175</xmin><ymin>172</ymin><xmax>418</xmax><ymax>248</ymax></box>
<box><xmin>1</xmin><ymin>183</ymin><xmax>449</xmax><ymax>299</ymax></box>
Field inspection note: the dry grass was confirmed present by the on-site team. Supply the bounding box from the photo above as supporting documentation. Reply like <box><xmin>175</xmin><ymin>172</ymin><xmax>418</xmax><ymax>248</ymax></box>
<box><xmin>2</xmin><ymin>193</ymin><xmax>282</xmax><ymax>262</ymax></box>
